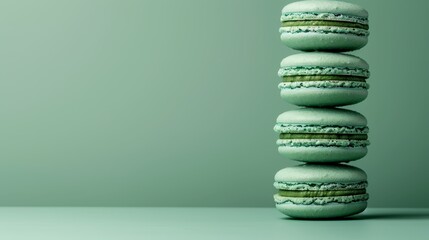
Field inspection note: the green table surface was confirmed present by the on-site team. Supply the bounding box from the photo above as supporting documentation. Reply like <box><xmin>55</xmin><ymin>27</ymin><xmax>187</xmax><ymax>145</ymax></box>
<box><xmin>0</xmin><ymin>207</ymin><xmax>428</xmax><ymax>240</ymax></box>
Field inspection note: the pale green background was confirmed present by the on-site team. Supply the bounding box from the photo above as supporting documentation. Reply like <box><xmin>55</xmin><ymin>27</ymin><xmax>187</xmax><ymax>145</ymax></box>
<box><xmin>0</xmin><ymin>0</ymin><xmax>428</xmax><ymax>207</ymax></box>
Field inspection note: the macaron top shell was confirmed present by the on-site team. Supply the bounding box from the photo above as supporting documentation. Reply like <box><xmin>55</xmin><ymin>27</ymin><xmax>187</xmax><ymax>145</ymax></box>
<box><xmin>274</xmin><ymin>164</ymin><xmax>367</xmax><ymax>184</ymax></box>
<box><xmin>280</xmin><ymin>52</ymin><xmax>369</xmax><ymax>69</ymax></box>
<box><xmin>276</xmin><ymin>108</ymin><xmax>367</xmax><ymax>127</ymax></box>
<box><xmin>279</xmin><ymin>1</ymin><xmax>369</xmax><ymax>52</ymax></box>
<box><xmin>282</xmin><ymin>1</ymin><xmax>368</xmax><ymax>18</ymax></box>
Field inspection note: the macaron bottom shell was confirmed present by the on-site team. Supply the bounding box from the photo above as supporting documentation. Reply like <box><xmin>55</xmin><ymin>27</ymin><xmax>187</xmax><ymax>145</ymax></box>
<box><xmin>280</xmin><ymin>32</ymin><xmax>367</xmax><ymax>52</ymax></box>
<box><xmin>278</xmin><ymin>145</ymin><xmax>367</xmax><ymax>163</ymax></box>
<box><xmin>280</xmin><ymin>88</ymin><xmax>368</xmax><ymax>107</ymax></box>
<box><xmin>275</xmin><ymin>200</ymin><xmax>367</xmax><ymax>219</ymax></box>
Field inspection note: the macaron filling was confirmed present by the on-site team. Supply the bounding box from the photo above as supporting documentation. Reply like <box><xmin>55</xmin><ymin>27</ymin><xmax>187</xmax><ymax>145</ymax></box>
<box><xmin>274</xmin><ymin>181</ymin><xmax>369</xmax><ymax>205</ymax></box>
<box><xmin>281</xmin><ymin>20</ymin><xmax>368</xmax><ymax>30</ymax></box>
<box><xmin>274</xmin><ymin>124</ymin><xmax>369</xmax><ymax>134</ymax></box>
<box><xmin>279</xmin><ymin>81</ymin><xmax>369</xmax><ymax>90</ymax></box>
<box><xmin>275</xmin><ymin>124</ymin><xmax>370</xmax><ymax>148</ymax></box>
<box><xmin>282</xmin><ymin>75</ymin><xmax>366</xmax><ymax>82</ymax></box>
<box><xmin>278</xmin><ymin>66</ymin><xmax>370</xmax><ymax>78</ymax></box>
<box><xmin>280</xmin><ymin>26</ymin><xmax>369</xmax><ymax>37</ymax></box>
<box><xmin>278</xmin><ymin>66</ymin><xmax>369</xmax><ymax>90</ymax></box>
<box><xmin>274</xmin><ymin>181</ymin><xmax>368</xmax><ymax>191</ymax></box>
<box><xmin>274</xmin><ymin>193</ymin><xmax>369</xmax><ymax>205</ymax></box>
<box><xmin>279</xmin><ymin>133</ymin><xmax>368</xmax><ymax>140</ymax></box>
<box><xmin>278</xmin><ymin>189</ymin><xmax>366</xmax><ymax>197</ymax></box>
<box><xmin>277</xmin><ymin>139</ymin><xmax>369</xmax><ymax>148</ymax></box>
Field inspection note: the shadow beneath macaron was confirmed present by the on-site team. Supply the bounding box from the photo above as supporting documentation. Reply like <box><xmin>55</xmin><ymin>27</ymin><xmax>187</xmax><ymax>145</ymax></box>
<box><xmin>281</xmin><ymin>211</ymin><xmax>429</xmax><ymax>221</ymax></box>
<box><xmin>280</xmin><ymin>216</ymin><xmax>362</xmax><ymax>221</ymax></box>
<box><xmin>350</xmin><ymin>212</ymin><xmax>429</xmax><ymax>220</ymax></box>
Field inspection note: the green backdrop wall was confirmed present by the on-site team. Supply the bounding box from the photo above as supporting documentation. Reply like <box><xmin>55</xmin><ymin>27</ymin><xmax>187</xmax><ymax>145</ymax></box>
<box><xmin>1</xmin><ymin>0</ymin><xmax>428</xmax><ymax>207</ymax></box>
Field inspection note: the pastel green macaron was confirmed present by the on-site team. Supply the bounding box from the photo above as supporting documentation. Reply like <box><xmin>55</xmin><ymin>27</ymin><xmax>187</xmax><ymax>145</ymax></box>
<box><xmin>274</xmin><ymin>164</ymin><xmax>368</xmax><ymax>219</ymax></box>
<box><xmin>278</xmin><ymin>52</ymin><xmax>370</xmax><ymax>107</ymax></box>
<box><xmin>280</xmin><ymin>0</ymin><xmax>369</xmax><ymax>51</ymax></box>
<box><xmin>274</xmin><ymin>108</ymin><xmax>369</xmax><ymax>163</ymax></box>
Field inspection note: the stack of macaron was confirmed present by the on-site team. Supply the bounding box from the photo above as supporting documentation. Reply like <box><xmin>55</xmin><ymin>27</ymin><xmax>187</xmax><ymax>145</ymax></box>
<box><xmin>273</xmin><ymin>0</ymin><xmax>370</xmax><ymax>219</ymax></box>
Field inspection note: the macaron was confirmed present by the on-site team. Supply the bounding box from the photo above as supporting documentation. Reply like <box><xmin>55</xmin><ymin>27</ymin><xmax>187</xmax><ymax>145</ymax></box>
<box><xmin>274</xmin><ymin>108</ymin><xmax>369</xmax><ymax>163</ymax></box>
<box><xmin>278</xmin><ymin>52</ymin><xmax>370</xmax><ymax>107</ymax></box>
<box><xmin>274</xmin><ymin>164</ymin><xmax>368</xmax><ymax>219</ymax></box>
<box><xmin>280</xmin><ymin>0</ymin><xmax>369</xmax><ymax>51</ymax></box>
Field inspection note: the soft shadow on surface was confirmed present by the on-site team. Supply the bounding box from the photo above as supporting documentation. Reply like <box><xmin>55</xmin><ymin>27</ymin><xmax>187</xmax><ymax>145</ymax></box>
<box><xmin>281</xmin><ymin>211</ymin><xmax>429</xmax><ymax>221</ymax></box>
<box><xmin>281</xmin><ymin>216</ymin><xmax>363</xmax><ymax>222</ymax></box>
<box><xmin>351</xmin><ymin>212</ymin><xmax>429</xmax><ymax>220</ymax></box>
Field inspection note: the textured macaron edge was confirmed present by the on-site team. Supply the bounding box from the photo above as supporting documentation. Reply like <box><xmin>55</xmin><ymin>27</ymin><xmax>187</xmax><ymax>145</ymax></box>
<box><xmin>273</xmin><ymin>164</ymin><xmax>369</xmax><ymax>203</ymax></box>
<box><xmin>274</xmin><ymin>123</ymin><xmax>369</xmax><ymax>134</ymax></box>
<box><xmin>276</xmin><ymin>139</ymin><xmax>370</xmax><ymax>148</ymax></box>
<box><xmin>281</xmin><ymin>12</ymin><xmax>368</xmax><ymax>25</ymax></box>
<box><xmin>274</xmin><ymin>193</ymin><xmax>369</xmax><ymax>205</ymax></box>
<box><xmin>274</xmin><ymin>181</ymin><xmax>368</xmax><ymax>191</ymax></box>
<box><xmin>278</xmin><ymin>52</ymin><xmax>370</xmax><ymax>78</ymax></box>
<box><xmin>278</xmin><ymin>81</ymin><xmax>369</xmax><ymax>90</ymax></box>
<box><xmin>278</xmin><ymin>66</ymin><xmax>370</xmax><ymax>78</ymax></box>
<box><xmin>279</xmin><ymin>26</ymin><xmax>369</xmax><ymax>37</ymax></box>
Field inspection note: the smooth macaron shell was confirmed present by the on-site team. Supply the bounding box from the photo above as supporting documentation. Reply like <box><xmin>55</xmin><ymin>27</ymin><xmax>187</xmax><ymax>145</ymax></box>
<box><xmin>277</xmin><ymin>145</ymin><xmax>367</xmax><ymax>163</ymax></box>
<box><xmin>278</xmin><ymin>52</ymin><xmax>369</xmax><ymax>107</ymax></box>
<box><xmin>280</xmin><ymin>31</ymin><xmax>368</xmax><ymax>52</ymax></box>
<box><xmin>274</xmin><ymin>164</ymin><xmax>368</xmax><ymax>219</ymax></box>
<box><xmin>280</xmin><ymin>0</ymin><xmax>369</xmax><ymax>52</ymax></box>
<box><xmin>280</xmin><ymin>85</ymin><xmax>368</xmax><ymax>107</ymax></box>
<box><xmin>274</xmin><ymin>108</ymin><xmax>369</xmax><ymax>163</ymax></box>
<box><xmin>275</xmin><ymin>201</ymin><xmax>367</xmax><ymax>219</ymax></box>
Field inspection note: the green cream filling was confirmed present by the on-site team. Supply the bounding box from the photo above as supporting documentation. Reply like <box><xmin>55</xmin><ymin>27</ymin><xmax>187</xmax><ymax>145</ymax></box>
<box><xmin>278</xmin><ymin>189</ymin><xmax>366</xmax><ymax>197</ymax></box>
<box><xmin>282</xmin><ymin>75</ymin><xmax>366</xmax><ymax>82</ymax></box>
<box><xmin>281</xmin><ymin>20</ymin><xmax>369</xmax><ymax>30</ymax></box>
<box><xmin>279</xmin><ymin>133</ymin><xmax>368</xmax><ymax>140</ymax></box>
